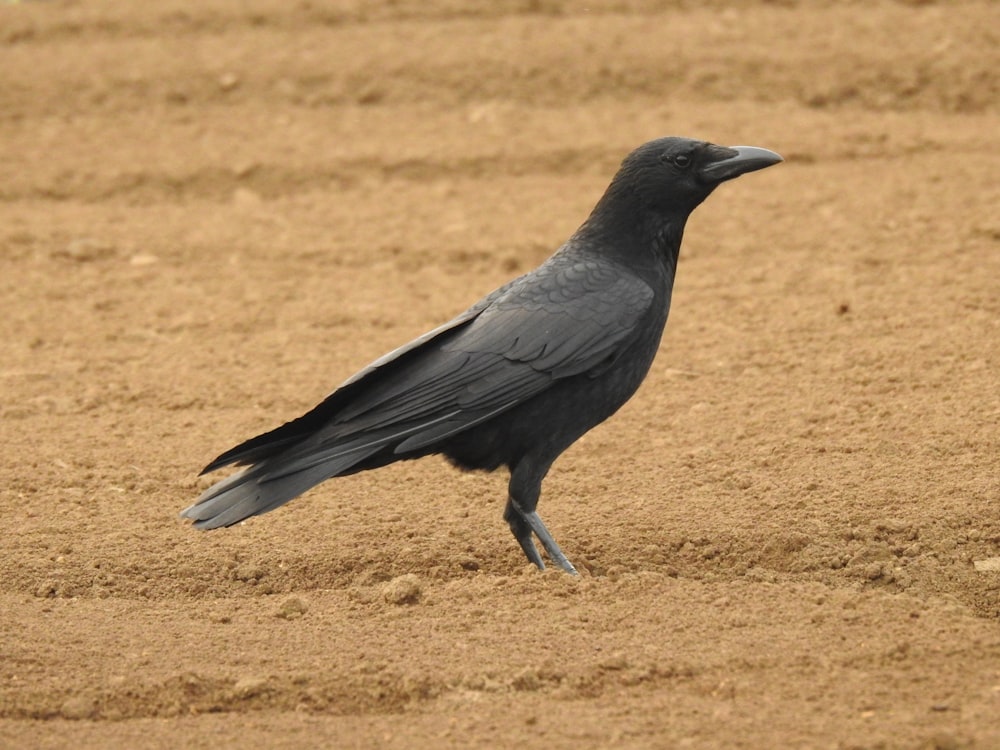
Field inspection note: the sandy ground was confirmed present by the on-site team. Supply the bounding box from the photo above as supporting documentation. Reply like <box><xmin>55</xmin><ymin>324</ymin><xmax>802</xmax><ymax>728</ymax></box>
<box><xmin>2</xmin><ymin>1</ymin><xmax>999</xmax><ymax>748</ymax></box>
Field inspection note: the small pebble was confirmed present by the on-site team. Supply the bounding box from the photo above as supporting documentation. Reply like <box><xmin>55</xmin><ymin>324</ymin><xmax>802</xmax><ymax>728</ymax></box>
<box><xmin>382</xmin><ymin>574</ymin><xmax>422</xmax><ymax>605</ymax></box>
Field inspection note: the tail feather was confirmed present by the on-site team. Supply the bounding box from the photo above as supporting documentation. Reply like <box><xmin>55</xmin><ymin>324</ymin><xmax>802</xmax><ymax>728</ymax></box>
<box><xmin>181</xmin><ymin>443</ymin><xmax>382</xmax><ymax>529</ymax></box>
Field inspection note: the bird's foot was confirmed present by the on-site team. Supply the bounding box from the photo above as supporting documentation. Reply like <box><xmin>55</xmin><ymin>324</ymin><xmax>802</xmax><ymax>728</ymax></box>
<box><xmin>515</xmin><ymin>534</ymin><xmax>547</xmax><ymax>571</ymax></box>
<box><xmin>524</xmin><ymin>511</ymin><xmax>580</xmax><ymax>576</ymax></box>
<box><xmin>505</xmin><ymin>498</ymin><xmax>578</xmax><ymax>575</ymax></box>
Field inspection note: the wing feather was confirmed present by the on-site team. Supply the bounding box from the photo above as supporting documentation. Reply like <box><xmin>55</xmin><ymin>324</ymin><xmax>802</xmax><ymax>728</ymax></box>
<box><xmin>291</xmin><ymin>258</ymin><xmax>654</xmax><ymax>456</ymax></box>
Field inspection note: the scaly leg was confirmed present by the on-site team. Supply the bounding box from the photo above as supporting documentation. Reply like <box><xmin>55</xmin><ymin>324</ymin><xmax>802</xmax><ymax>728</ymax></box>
<box><xmin>506</xmin><ymin>456</ymin><xmax>579</xmax><ymax>575</ymax></box>
<box><xmin>506</xmin><ymin>496</ymin><xmax>579</xmax><ymax>575</ymax></box>
<box><xmin>504</xmin><ymin>497</ymin><xmax>546</xmax><ymax>570</ymax></box>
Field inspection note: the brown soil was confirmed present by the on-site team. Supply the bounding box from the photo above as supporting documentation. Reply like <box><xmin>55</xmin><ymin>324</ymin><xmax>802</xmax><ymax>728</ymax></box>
<box><xmin>2</xmin><ymin>1</ymin><xmax>999</xmax><ymax>748</ymax></box>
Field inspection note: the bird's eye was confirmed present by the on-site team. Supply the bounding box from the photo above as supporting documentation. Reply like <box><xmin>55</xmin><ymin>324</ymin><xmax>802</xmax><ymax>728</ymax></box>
<box><xmin>672</xmin><ymin>154</ymin><xmax>692</xmax><ymax>169</ymax></box>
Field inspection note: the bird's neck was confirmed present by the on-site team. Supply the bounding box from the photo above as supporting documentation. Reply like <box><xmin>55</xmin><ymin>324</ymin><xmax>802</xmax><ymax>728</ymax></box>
<box><xmin>574</xmin><ymin>207</ymin><xmax>687</xmax><ymax>280</ymax></box>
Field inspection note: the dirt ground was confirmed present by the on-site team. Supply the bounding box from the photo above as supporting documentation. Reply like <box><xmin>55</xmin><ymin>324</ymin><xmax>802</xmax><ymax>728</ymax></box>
<box><xmin>2</xmin><ymin>1</ymin><xmax>999</xmax><ymax>747</ymax></box>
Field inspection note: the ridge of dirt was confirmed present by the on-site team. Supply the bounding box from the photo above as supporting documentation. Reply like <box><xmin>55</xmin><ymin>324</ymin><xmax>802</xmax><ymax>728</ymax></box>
<box><xmin>3</xmin><ymin>4</ymin><xmax>997</xmax><ymax>122</ymax></box>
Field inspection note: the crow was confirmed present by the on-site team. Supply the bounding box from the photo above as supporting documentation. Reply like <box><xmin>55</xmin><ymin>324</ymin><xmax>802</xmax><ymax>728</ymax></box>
<box><xmin>181</xmin><ymin>137</ymin><xmax>781</xmax><ymax>574</ymax></box>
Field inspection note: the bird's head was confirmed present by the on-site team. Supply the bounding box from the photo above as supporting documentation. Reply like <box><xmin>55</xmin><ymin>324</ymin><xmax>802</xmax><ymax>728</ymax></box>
<box><xmin>582</xmin><ymin>137</ymin><xmax>782</xmax><ymax>251</ymax></box>
<box><xmin>618</xmin><ymin>136</ymin><xmax>782</xmax><ymax>214</ymax></box>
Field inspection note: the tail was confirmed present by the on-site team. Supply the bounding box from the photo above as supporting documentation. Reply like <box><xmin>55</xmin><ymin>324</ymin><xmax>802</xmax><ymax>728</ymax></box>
<box><xmin>180</xmin><ymin>407</ymin><xmax>494</xmax><ymax>529</ymax></box>
<box><xmin>181</xmin><ymin>301</ymin><xmax>531</xmax><ymax>529</ymax></box>
<box><xmin>181</xmin><ymin>304</ymin><xmax>495</xmax><ymax>529</ymax></box>
<box><xmin>180</xmin><ymin>438</ymin><xmax>386</xmax><ymax>529</ymax></box>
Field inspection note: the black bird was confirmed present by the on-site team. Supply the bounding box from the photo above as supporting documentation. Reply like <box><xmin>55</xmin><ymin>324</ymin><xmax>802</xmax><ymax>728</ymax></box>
<box><xmin>181</xmin><ymin>137</ymin><xmax>781</xmax><ymax>574</ymax></box>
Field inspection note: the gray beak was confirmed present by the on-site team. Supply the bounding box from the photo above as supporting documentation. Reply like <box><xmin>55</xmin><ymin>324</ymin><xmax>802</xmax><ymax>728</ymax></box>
<box><xmin>699</xmin><ymin>145</ymin><xmax>783</xmax><ymax>183</ymax></box>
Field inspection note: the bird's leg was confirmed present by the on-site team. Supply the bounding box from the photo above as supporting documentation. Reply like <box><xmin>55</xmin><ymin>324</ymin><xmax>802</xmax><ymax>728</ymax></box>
<box><xmin>504</xmin><ymin>497</ymin><xmax>545</xmax><ymax>570</ymax></box>
<box><xmin>507</xmin><ymin>459</ymin><xmax>579</xmax><ymax>575</ymax></box>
